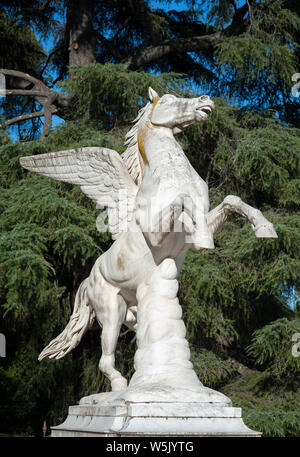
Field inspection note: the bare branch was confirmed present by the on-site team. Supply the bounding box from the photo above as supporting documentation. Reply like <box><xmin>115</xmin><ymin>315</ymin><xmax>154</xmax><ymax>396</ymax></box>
<box><xmin>246</xmin><ymin>0</ymin><xmax>253</xmax><ymax>30</ymax></box>
<box><xmin>0</xmin><ymin>68</ymin><xmax>70</xmax><ymax>137</ymax></box>
<box><xmin>4</xmin><ymin>89</ymin><xmax>50</xmax><ymax>97</ymax></box>
<box><xmin>40</xmin><ymin>101</ymin><xmax>58</xmax><ymax>139</ymax></box>
<box><xmin>0</xmin><ymin>69</ymin><xmax>50</xmax><ymax>92</ymax></box>
<box><xmin>39</xmin><ymin>45</ymin><xmax>65</xmax><ymax>77</ymax></box>
<box><xmin>3</xmin><ymin>110</ymin><xmax>47</xmax><ymax>126</ymax></box>
<box><xmin>111</xmin><ymin>17</ymin><xmax>130</xmax><ymax>42</ymax></box>
<box><xmin>122</xmin><ymin>32</ymin><xmax>225</xmax><ymax>69</ymax></box>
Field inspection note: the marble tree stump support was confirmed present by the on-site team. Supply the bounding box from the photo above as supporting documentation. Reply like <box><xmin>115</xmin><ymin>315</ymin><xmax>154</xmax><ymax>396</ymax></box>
<box><xmin>126</xmin><ymin>258</ymin><xmax>228</xmax><ymax>402</ymax></box>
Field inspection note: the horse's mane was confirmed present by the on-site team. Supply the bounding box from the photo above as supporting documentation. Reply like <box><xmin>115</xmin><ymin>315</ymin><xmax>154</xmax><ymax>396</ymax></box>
<box><xmin>122</xmin><ymin>102</ymin><xmax>153</xmax><ymax>186</ymax></box>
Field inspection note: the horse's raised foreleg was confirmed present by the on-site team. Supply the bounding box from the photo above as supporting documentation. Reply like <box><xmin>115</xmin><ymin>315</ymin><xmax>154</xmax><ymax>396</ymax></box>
<box><xmin>180</xmin><ymin>194</ymin><xmax>214</xmax><ymax>249</ymax></box>
<box><xmin>144</xmin><ymin>194</ymin><xmax>187</xmax><ymax>247</ymax></box>
<box><xmin>206</xmin><ymin>195</ymin><xmax>278</xmax><ymax>238</ymax></box>
<box><xmin>144</xmin><ymin>193</ymin><xmax>214</xmax><ymax>249</ymax></box>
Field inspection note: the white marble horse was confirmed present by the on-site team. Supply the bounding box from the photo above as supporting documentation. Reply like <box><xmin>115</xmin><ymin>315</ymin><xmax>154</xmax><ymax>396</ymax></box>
<box><xmin>20</xmin><ymin>87</ymin><xmax>277</xmax><ymax>392</ymax></box>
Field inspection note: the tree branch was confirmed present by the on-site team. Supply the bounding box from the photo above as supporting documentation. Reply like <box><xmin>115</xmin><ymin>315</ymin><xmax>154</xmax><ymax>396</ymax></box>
<box><xmin>0</xmin><ymin>68</ymin><xmax>71</xmax><ymax>138</ymax></box>
<box><xmin>4</xmin><ymin>89</ymin><xmax>50</xmax><ymax>97</ymax></box>
<box><xmin>0</xmin><ymin>69</ymin><xmax>50</xmax><ymax>90</ymax></box>
<box><xmin>2</xmin><ymin>110</ymin><xmax>47</xmax><ymax>126</ymax></box>
<box><xmin>122</xmin><ymin>32</ymin><xmax>224</xmax><ymax>69</ymax></box>
<box><xmin>111</xmin><ymin>17</ymin><xmax>130</xmax><ymax>42</ymax></box>
<box><xmin>246</xmin><ymin>0</ymin><xmax>253</xmax><ymax>30</ymax></box>
<box><xmin>122</xmin><ymin>3</ymin><xmax>249</xmax><ymax>70</ymax></box>
<box><xmin>39</xmin><ymin>45</ymin><xmax>65</xmax><ymax>77</ymax></box>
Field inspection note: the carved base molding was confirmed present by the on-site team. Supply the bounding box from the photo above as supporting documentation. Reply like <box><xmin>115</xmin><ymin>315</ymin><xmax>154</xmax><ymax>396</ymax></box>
<box><xmin>51</xmin><ymin>398</ymin><xmax>261</xmax><ymax>437</ymax></box>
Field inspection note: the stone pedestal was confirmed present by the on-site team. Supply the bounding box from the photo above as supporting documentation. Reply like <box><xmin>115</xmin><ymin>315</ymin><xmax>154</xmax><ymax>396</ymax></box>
<box><xmin>51</xmin><ymin>259</ymin><xmax>261</xmax><ymax>437</ymax></box>
<box><xmin>51</xmin><ymin>399</ymin><xmax>260</xmax><ymax>437</ymax></box>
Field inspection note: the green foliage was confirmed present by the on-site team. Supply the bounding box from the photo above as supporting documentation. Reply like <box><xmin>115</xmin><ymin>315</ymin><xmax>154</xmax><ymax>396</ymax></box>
<box><xmin>222</xmin><ymin>369</ymin><xmax>300</xmax><ymax>436</ymax></box>
<box><xmin>0</xmin><ymin>344</ymin><xmax>75</xmax><ymax>436</ymax></box>
<box><xmin>61</xmin><ymin>63</ymin><xmax>186</xmax><ymax>126</ymax></box>
<box><xmin>182</xmin><ymin>99</ymin><xmax>300</xmax><ymax>207</ymax></box>
<box><xmin>247</xmin><ymin>318</ymin><xmax>300</xmax><ymax>380</ymax></box>
<box><xmin>180</xmin><ymin>249</ymin><xmax>239</xmax><ymax>350</ymax></box>
<box><xmin>191</xmin><ymin>348</ymin><xmax>238</xmax><ymax>389</ymax></box>
<box><xmin>223</xmin><ymin>128</ymin><xmax>300</xmax><ymax>207</ymax></box>
<box><xmin>243</xmin><ymin>410</ymin><xmax>300</xmax><ymax>437</ymax></box>
<box><xmin>41</xmin><ymin>121</ymin><xmax>126</xmax><ymax>153</ymax></box>
<box><xmin>180</xmin><ymin>207</ymin><xmax>299</xmax><ymax>352</ymax></box>
<box><xmin>215</xmin><ymin>0</ymin><xmax>300</xmax><ymax>109</ymax></box>
<box><xmin>222</xmin><ymin>369</ymin><xmax>299</xmax><ymax>408</ymax></box>
<box><xmin>0</xmin><ymin>11</ymin><xmax>44</xmax><ymax>73</ymax></box>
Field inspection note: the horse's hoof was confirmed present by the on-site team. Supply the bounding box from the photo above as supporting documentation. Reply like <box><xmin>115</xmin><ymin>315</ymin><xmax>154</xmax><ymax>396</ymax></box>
<box><xmin>190</xmin><ymin>234</ymin><xmax>215</xmax><ymax>250</ymax></box>
<box><xmin>255</xmin><ymin>223</ymin><xmax>278</xmax><ymax>238</ymax></box>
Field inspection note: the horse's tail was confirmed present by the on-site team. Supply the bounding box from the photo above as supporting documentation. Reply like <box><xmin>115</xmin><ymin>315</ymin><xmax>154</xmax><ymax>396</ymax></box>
<box><xmin>38</xmin><ymin>278</ymin><xmax>95</xmax><ymax>361</ymax></box>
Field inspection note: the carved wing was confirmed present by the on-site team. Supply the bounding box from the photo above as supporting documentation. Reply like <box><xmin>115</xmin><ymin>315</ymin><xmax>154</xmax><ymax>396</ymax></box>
<box><xmin>19</xmin><ymin>147</ymin><xmax>138</xmax><ymax>240</ymax></box>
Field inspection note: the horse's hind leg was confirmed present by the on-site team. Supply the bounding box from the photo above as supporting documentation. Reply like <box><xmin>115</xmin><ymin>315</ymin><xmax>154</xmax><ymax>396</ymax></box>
<box><xmin>88</xmin><ymin>271</ymin><xmax>128</xmax><ymax>392</ymax></box>
<box><xmin>98</xmin><ymin>293</ymin><xmax>128</xmax><ymax>392</ymax></box>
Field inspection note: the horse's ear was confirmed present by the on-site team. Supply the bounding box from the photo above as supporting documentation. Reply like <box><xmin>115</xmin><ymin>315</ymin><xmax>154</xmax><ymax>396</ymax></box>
<box><xmin>148</xmin><ymin>87</ymin><xmax>159</xmax><ymax>102</ymax></box>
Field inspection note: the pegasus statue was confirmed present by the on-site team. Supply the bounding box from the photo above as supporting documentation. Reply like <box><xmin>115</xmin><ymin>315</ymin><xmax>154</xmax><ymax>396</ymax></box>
<box><xmin>20</xmin><ymin>87</ymin><xmax>277</xmax><ymax>394</ymax></box>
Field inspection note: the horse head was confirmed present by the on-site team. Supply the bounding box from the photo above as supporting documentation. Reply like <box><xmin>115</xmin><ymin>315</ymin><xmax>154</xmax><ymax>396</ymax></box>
<box><xmin>122</xmin><ymin>87</ymin><xmax>215</xmax><ymax>185</ymax></box>
<box><xmin>148</xmin><ymin>87</ymin><xmax>215</xmax><ymax>133</ymax></box>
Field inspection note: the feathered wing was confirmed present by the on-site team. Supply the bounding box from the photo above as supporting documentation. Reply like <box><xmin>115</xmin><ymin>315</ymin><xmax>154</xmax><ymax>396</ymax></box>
<box><xmin>20</xmin><ymin>147</ymin><xmax>138</xmax><ymax>239</ymax></box>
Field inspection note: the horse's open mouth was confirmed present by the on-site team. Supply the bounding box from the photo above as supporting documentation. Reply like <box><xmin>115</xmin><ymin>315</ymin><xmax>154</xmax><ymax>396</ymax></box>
<box><xmin>197</xmin><ymin>105</ymin><xmax>213</xmax><ymax>116</ymax></box>
<box><xmin>195</xmin><ymin>104</ymin><xmax>213</xmax><ymax>120</ymax></box>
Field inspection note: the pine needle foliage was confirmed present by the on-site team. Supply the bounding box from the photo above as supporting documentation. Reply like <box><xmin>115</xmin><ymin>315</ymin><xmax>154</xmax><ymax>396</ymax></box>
<box><xmin>214</xmin><ymin>0</ymin><xmax>300</xmax><ymax>117</ymax></box>
<box><xmin>244</xmin><ymin>410</ymin><xmax>300</xmax><ymax>437</ymax></box>
<box><xmin>222</xmin><ymin>369</ymin><xmax>300</xmax><ymax>436</ymax></box>
<box><xmin>0</xmin><ymin>11</ymin><xmax>44</xmax><ymax>73</ymax></box>
<box><xmin>60</xmin><ymin>63</ymin><xmax>186</xmax><ymax>126</ymax></box>
<box><xmin>191</xmin><ymin>348</ymin><xmax>238</xmax><ymax>389</ymax></box>
<box><xmin>247</xmin><ymin>318</ymin><xmax>300</xmax><ymax>380</ymax></box>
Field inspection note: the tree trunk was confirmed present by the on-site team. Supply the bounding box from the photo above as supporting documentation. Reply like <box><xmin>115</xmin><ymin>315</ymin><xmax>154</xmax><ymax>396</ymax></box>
<box><xmin>67</xmin><ymin>0</ymin><xmax>96</xmax><ymax>71</ymax></box>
